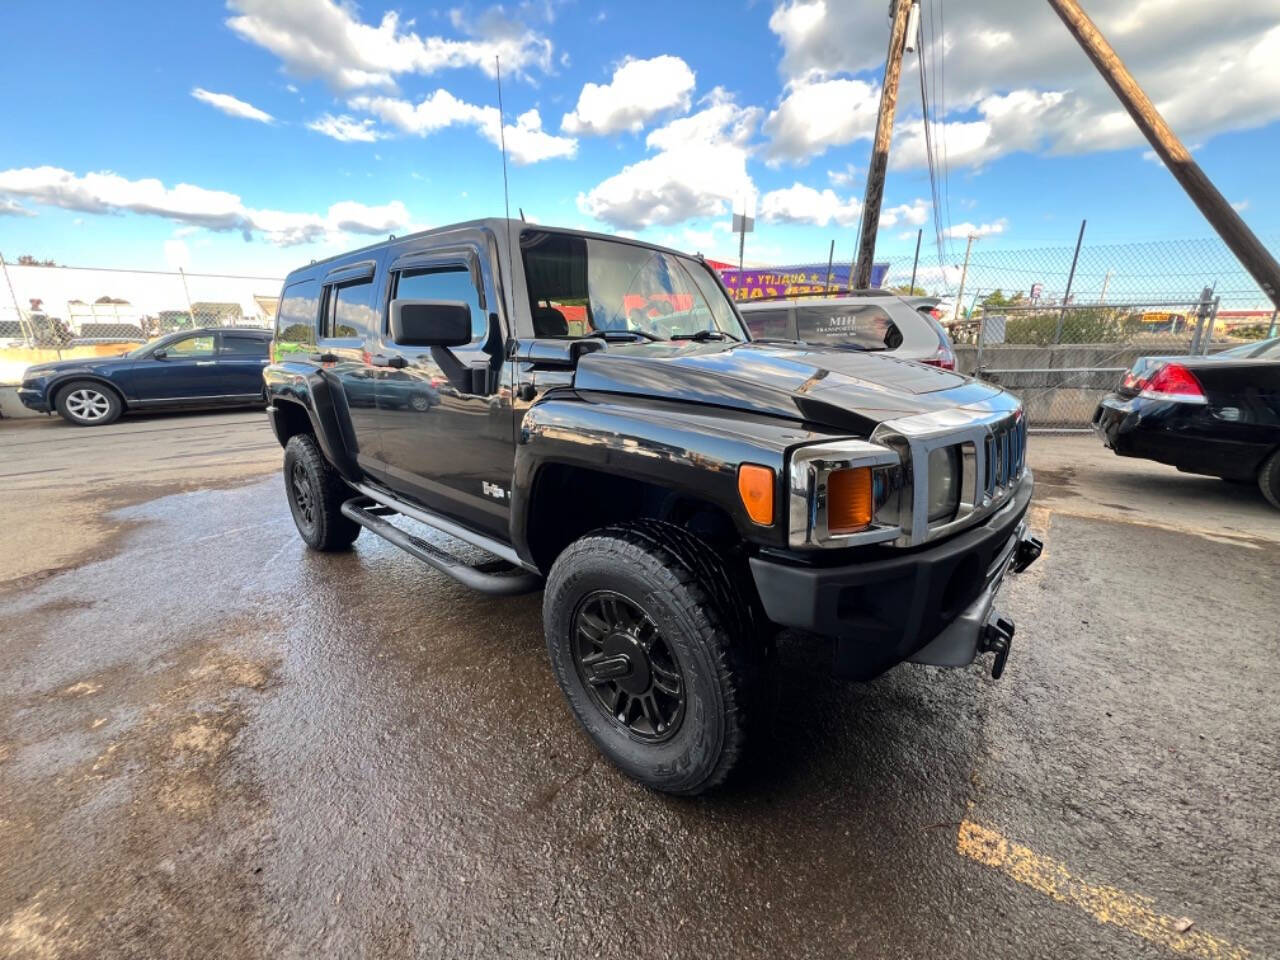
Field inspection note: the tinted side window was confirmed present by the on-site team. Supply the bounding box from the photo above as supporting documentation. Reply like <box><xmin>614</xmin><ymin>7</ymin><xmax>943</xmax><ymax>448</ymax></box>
<box><xmin>394</xmin><ymin>266</ymin><xmax>485</xmax><ymax>340</ymax></box>
<box><xmin>795</xmin><ymin>304</ymin><xmax>902</xmax><ymax>350</ymax></box>
<box><xmin>322</xmin><ymin>278</ymin><xmax>377</xmax><ymax>339</ymax></box>
<box><xmin>276</xmin><ymin>279</ymin><xmax>320</xmax><ymax>352</ymax></box>
<box><xmin>743</xmin><ymin>308</ymin><xmax>790</xmax><ymax>339</ymax></box>
<box><xmin>220</xmin><ymin>335</ymin><xmax>268</xmax><ymax>358</ymax></box>
<box><xmin>165</xmin><ymin>334</ymin><xmax>216</xmax><ymax>358</ymax></box>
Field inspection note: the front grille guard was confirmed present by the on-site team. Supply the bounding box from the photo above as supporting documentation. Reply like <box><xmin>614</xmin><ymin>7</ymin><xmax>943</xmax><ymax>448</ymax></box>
<box><xmin>871</xmin><ymin>398</ymin><xmax>1028</xmax><ymax>547</ymax></box>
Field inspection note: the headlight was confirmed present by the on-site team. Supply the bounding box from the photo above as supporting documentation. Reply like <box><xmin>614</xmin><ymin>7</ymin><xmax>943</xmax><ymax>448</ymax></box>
<box><xmin>788</xmin><ymin>439</ymin><xmax>904</xmax><ymax>548</ymax></box>
<box><xmin>926</xmin><ymin>446</ymin><xmax>961</xmax><ymax>523</ymax></box>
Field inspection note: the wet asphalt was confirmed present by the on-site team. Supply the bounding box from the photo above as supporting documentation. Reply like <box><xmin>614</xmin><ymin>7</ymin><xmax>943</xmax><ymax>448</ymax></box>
<box><xmin>1</xmin><ymin>414</ymin><xmax>1278</xmax><ymax>959</ymax></box>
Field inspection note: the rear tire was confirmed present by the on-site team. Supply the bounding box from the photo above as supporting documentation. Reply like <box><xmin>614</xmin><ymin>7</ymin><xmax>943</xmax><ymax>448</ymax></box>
<box><xmin>543</xmin><ymin>520</ymin><xmax>765</xmax><ymax>795</ymax></box>
<box><xmin>283</xmin><ymin>434</ymin><xmax>361</xmax><ymax>550</ymax></box>
<box><xmin>55</xmin><ymin>380</ymin><xmax>122</xmax><ymax>426</ymax></box>
<box><xmin>1259</xmin><ymin>448</ymin><xmax>1280</xmax><ymax>511</ymax></box>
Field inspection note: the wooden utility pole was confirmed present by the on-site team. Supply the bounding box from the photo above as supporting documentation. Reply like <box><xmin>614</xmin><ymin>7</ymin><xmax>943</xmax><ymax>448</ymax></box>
<box><xmin>854</xmin><ymin>0</ymin><xmax>916</xmax><ymax>289</ymax></box>
<box><xmin>1047</xmin><ymin>0</ymin><xmax>1280</xmax><ymax>308</ymax></box>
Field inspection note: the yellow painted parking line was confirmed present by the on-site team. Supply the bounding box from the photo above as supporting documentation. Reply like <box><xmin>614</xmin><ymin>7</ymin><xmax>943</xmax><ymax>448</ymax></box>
<box><xmin>957</xmin><ymin>820</ymin><xmax>1250</xmax><ymax>960</ymax></box>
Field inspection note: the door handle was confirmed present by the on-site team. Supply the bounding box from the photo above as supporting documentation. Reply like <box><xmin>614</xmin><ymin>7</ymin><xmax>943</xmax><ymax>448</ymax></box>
<box><xmin>196</xmin><ymin>360</ymin><xmax>217</xmax><ymax>366</ymax></box>
<box><xmin>371</xmin><ymin>355</ymin><xmax>407</xmax><ymax>368</ymax></box>
<box><xmin>310</xmin><ymin>352</ymin><xmax>339</xmax><ymax>363</ymax></box>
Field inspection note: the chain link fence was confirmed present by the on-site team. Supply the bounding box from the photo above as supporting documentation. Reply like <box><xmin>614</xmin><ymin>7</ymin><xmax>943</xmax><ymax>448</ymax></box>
<box><xmin>1</xmin><ymin>260</ymin><xmax>281</xmax><ymax>346</ymax></box>
<box><xmin>874</xmin><ymin>233</ymin><xmax>1279</xmax><ymax>430</ymax></box>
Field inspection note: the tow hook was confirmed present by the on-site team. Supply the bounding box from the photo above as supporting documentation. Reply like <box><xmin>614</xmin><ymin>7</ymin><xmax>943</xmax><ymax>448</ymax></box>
<box><xmin>981</xmin><ymin>615</ymin><xmax>1016</xmax><ymax>679</ymax></box>
<box><xmin>1012</xmin><ymin>535</ymin><xmax>1043</xmax><ymax>573</ymax></box>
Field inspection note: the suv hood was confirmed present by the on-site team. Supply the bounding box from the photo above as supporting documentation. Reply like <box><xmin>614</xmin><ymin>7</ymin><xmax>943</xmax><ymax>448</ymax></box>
<box><xmin>572</xmin><ymin>341</ymin><xmax>1004</xmax><ymax>433</ymax></box>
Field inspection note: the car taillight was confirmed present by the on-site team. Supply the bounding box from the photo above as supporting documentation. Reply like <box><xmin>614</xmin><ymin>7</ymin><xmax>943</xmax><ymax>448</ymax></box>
<box><xmin>920</xmin><ymin>343</ymin><xmax>956</xmax><ymax>370</ymax></box>
<box><xmin>1136</xmin><ymin>362</ymin><xmax>1206</xmax><ymax>404</ymax></box>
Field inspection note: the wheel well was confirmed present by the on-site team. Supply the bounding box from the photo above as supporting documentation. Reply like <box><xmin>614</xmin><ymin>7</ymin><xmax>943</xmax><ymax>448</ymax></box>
<box><xmin>272</xmin><ymin>399</ymin><xmax>314</xmax><ymax>447</ymax></box>
<box><xmin>52</xmin><ymin>377</ymin><xmax>123</xmax><ymax>408</ymax></box>
<box><xmin>525</xmin><ymin>463</ymin><xmax>739</xmax><ymax>573</ymax></box>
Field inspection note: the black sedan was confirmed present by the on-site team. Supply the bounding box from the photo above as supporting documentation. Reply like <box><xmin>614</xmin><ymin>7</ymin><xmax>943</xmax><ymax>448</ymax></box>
<box><xmin>18</xmin><ymin>327</ymin><xmax>272</xmax><ymax>426</ymax></box>
<box><xmin>1093</xmin><ymin>345</ymin><xmax>1280</xmax><ymax>509</ymax></box>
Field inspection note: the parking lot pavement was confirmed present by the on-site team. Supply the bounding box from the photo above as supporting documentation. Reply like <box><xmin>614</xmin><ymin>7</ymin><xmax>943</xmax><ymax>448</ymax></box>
<box><xmin>1</xmin><ymin>418</ymin><xmax>1277</xmax><ymax>959</ymax></box>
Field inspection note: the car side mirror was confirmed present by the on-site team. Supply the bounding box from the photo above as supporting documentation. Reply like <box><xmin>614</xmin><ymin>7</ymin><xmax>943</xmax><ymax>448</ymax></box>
<box><xmin>390</xmin><ymin>299</ymin><xmax>472</xmax><ymax>348</ymax></box>
<box><xmin>152</xmin><ymin>348</ymin><xmax>167</xmax><ymax>359</ymax></box>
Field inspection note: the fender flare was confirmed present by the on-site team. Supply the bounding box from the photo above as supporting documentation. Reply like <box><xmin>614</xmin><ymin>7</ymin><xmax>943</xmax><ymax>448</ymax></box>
<box><xmin>265</xmin><ymin>367</ymin><xmax>361</xmax><ymax>482</ymax></box>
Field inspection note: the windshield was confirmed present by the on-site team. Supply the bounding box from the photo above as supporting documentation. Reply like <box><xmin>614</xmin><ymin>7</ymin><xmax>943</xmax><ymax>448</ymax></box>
<box><xmin>521</xmin><ymin>231</ymin><xmax>745</xmax><ymax>341</ymax></box>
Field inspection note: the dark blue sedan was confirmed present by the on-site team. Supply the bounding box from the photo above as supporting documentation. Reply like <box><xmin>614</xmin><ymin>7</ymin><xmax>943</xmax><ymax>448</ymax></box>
<box><xmin>18</xmin><ymin>327</ymin><xmax>272</xmax><ymax>426</ymax></box>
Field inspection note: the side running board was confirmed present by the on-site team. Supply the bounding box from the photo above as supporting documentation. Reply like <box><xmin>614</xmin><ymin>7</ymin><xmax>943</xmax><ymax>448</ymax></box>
<box><xmin>340</xmin><ymin>496</ymin><xmax>542</xmax><ymax>597</ymax></box>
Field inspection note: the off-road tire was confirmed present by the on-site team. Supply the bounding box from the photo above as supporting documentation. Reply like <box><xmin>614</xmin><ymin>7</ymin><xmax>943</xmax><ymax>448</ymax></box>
<box><xmin>283</xmin><ymin>434</ymin><xmax>361</xmax><ymax>550</ymax></box>
<box><xmin>543</xmin><ymin>520</ymin><xmax>765</xmax><ymax>795</ymax></box>
<box><xmin>54</xmin><ymin>380</ymin><xmax>123</xmax><ymax>426</ymax></box>
<box><xmin>1259</xmin><ymin>448</ymin><xmax>1280</xmax><ymax>511</ymax></box>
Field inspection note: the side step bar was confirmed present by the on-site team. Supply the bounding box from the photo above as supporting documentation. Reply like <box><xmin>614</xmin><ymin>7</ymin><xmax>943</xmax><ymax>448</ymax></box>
<box><xmin>340</xmin><ymin>497</ymin><xmax>542</xmax><ymax>597</ymax></box>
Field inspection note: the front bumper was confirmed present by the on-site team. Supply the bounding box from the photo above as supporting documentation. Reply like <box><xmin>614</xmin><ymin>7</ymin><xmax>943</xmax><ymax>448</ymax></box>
<box><xmin>750</xmin><ymin>471</ymin><xmax>1039</xmax><ymax>679</ymax></box>
<box><xmin>17</xmin><ymin>388</ymin><xmax>51</xmax><ymax>413</ymax></box>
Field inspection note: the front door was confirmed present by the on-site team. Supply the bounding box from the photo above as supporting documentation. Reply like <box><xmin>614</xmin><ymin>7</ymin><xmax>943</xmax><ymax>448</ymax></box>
<box><xmin>125</xmin><ymin>332</ymin><xmax>227</xmax><ymax>403</ymax></box>
<box><xmin>374</xmin><ymin>250</ymin><xmax>512</xmax><ymax>538</ymax></box>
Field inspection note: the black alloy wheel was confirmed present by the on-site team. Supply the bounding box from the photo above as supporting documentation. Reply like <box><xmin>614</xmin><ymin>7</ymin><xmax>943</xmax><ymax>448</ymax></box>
<box><xmin>290</xmin><ymin>460</ymin><xmax>317</xmax><ymax>530</ymax></box>
<box><xmin>572</xmin><ymin>590</ymin><xmax>685</xmax><ymax>742</ymax></box>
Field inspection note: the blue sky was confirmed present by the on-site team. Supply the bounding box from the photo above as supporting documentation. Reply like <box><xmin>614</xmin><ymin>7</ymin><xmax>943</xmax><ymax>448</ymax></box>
<box><xmin>2</xmin><ymin>0</ymin><xmax>1278</xmax><ymax>284</ymax></box>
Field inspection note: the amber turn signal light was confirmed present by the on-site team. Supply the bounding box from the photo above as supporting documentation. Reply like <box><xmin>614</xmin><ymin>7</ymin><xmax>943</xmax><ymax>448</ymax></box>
<box><xmin>827</xmin><ymin>467</ymin><xmax>873</xmax><ymax>533</ymax></box>
<box><xmin>737</xmin><ymin>464</ymin><xmax>775</xmax><ymax>526</ymax></box>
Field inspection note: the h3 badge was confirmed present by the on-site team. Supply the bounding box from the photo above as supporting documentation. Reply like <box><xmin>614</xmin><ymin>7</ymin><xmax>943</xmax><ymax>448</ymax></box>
<box><xmin>482</xmin><ymin>481</ymin><xmax>509</xmax><ymax>501</ymax></box>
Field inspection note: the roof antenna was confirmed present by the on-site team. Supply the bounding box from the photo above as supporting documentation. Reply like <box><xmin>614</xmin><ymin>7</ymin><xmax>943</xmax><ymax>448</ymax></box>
<box><xmin>495</xmin><ymin>55</ymin><xmax>517</xmax><ymax>332</ymax></box>
<box><xmin>519</xmin><ymin>207</ymin><xmax>526</xmax><ymax>222</ymax></box>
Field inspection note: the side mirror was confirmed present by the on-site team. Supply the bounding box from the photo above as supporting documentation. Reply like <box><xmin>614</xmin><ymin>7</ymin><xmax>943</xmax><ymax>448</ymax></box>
<box><xmin>152</xmin><ymin>348</ymin><xmax>167</xmax><ymax>359</ymax></box>
<box><xmin>390</xmin><ymin>299</ymin><xmax>472</xmax><ymax>347</ymax></box>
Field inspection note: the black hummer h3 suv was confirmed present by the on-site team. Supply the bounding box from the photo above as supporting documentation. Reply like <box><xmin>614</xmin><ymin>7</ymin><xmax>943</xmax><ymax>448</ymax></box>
<box><xmin>266</xmin><ymin>219</ymin><xmax>1042</xmax><ymax>795</ymax></box>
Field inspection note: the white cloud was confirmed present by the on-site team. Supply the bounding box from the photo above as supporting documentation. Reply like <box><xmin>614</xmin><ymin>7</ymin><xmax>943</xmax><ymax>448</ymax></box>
<box><xmin>1</xmin><ymin>198</ymin><xmax>33</xmax><ymax>217</ymax></box>
<box><xmin>576</xmin><ymin>89</ymin><xmax>761</xmax><ymax>230</ymax></box>
<box><xmin>190</xmin><ymin>87</ymin><xmax>274</xmax><ymax>123</ymax></box>
<box><xmin>561</xmin><ymin>55</ymin><xmax>696</xmax><ymax>136</ymax></box>
<box><xmin>0</xmin><ymin>166</ymin><xmax>412</xmax><ymax>247</ymax></box>
<box><xmin>882</xmin><ymin>199</ymin><xmax>930</xmax><ymax>228</ymax></box>
<box><xmin>350</xmin><ymin>90</ymin><xmax>577</xmax><ymax>163</ymax></box>
<box><xmin>308</xmin><ymin>113</ymin><xmax>384</xmax><ymax>142</ymax></box>
<box><xmin>827</xmin><ymin>164</ymin><xmax>857</xmax><ymax>187</ymax></box>
<box><xmin>946</xmin><ymin>219</ymin><xmax>1008</xmax><ymax>239</ymax></box>
<box><xmin>226</xmin><ymin>0</ymin><xmax>554</xmax><ymax>91</ymax></box>
<box><xmin>1232</xmin><ymin>199</ymin><xmax>1250</xmax><ymax>212</ymax></box>
<box><xmin>760</xmin><ymin>183</ymin><xmax>859</xmax><ymax>227</ymax></box>
<box><xmin>763</xmin><ymin>77</ymin><xmax>880</xmax><ymax>164</ymax></box>
<box><xmin>767</xmin><ymin>0</ymin><xmax>1280</xmax><ymax>167</ymax></box>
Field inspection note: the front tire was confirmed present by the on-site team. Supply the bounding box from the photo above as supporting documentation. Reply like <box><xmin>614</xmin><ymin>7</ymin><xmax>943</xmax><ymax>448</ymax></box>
<box><xmin>55</xmin><ymin>380</ymin><xmax>122</xmax><ymax>426</ymax></box>
<box><xmin>543</xmin><ymin>521</ymin><xmax>763</xmax><ymax>795</ymax></box>
<box><xmin>283</xmin><ymin>434</ymin><xmax>361</xmax><ymax>550</ymax></box>
<box><xmin>1259</xmin><ymin>448</ymin><xmax>1280</xmax><ymax>511</ymax></box>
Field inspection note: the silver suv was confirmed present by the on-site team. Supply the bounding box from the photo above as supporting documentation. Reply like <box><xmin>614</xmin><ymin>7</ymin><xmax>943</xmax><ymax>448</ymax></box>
<box><xmin>738</xmin><ymin>291</ymin><xmax>957</xmax><ymax>369</ymax></box>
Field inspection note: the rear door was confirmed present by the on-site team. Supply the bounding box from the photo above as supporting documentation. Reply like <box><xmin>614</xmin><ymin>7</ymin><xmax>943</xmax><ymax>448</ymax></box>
<box><xmin>125</xmin><ymin>332</ymin><xmax>226</xmax><ymax>403</ymax></box>
<box><xmin>317</xmin><ymin>259</ymin><xmax>385</xmax><ymax>472</ymax></box>
<box><xmin>216</xmin><ymin>332</ymin><xmax>270</xmax><ymax>398</ymax></box>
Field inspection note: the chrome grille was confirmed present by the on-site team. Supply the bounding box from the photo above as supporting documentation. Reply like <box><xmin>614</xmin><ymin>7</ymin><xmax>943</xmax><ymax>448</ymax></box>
<box><xmin>983</xmin><ymin>413</ymin><xmax>1026</xmax><ymax>499</ymax></box>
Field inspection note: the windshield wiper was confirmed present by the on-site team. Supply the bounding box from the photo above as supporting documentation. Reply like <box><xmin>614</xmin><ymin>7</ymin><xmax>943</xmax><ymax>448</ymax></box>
<box><xmin>670</xmin><ymin>330</ymin><xmax>741</xmax><ymax>343</ymax></box>
<box><xmin>585</xmin><ymin>329</ymin><xmax>664</xmax><ymax>342</ymax></box>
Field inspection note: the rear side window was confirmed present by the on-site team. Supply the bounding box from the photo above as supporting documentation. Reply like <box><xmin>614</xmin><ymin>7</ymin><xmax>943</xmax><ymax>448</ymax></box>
<box><xmin>322</xmin><ymin>278</ymin><xmax>377</xmax><ymax>340</ymax></box>
<box><xmin>220</xmin><ymin>335</ymin><xmax>268</xmax><ymax>358</ymax></box>
<box><xmin>394</xmin><ymin>265</ymin><xmax>486</xmax><ymax>340</ymax></box>
<box><xmin>742</xmin><ymin>308</ymin><xmax>790</xmax><ymax>340</ymax></box>
<box><xmin>796</xmin><ymin>304</ymin><xmax>902</xmax><ymax>350</ymax></box>
<box><xmin>276</xmin><ymin>279</ymin><xmax>320</xmax><ymax>353</ymax></box>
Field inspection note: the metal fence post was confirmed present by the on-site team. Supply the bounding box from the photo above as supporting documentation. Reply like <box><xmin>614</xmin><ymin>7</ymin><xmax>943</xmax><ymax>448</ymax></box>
<box><xmin>1203</xmin><ymin>296</ymin><xmax>1220</xmax><ymax>354</ymax></box>
<box><xmin>1054</xmin><ymin>219</ymin><xmax>1087</xmax><ymax>344</ymax></box>
<box><xmin>975</xmin><ymin>305</ymin><xmax>987</xmax><ymax>376</ymax></box>
<box><xmin>0</xmin><ymin>252</ymin><xmax>29</xmax><ymax>345</ymax></box>
<box><xmin>1268</xmin><ymin>309</ymin><xmax>1277</xmax><ymax>339</ymax></box>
